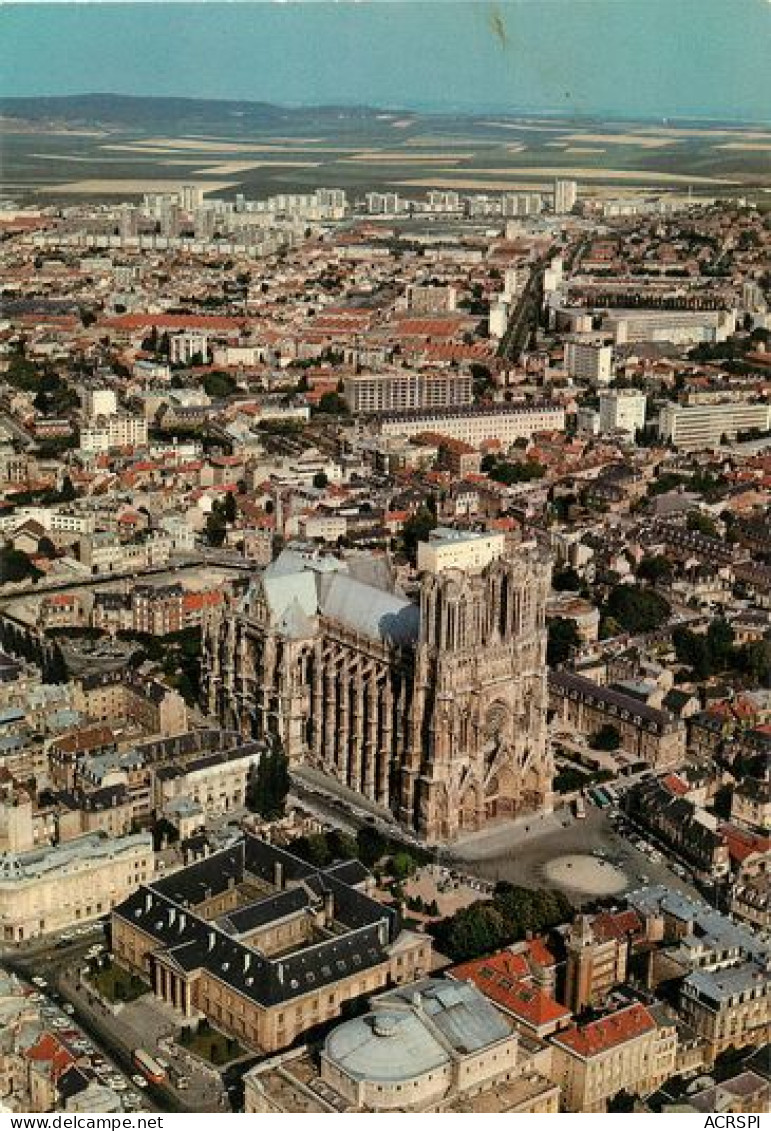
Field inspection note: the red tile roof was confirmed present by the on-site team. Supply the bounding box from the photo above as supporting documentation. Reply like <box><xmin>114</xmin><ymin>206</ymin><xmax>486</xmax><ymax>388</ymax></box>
<box><xmin>25</xmin><ymin>1033</ymin><xmax>75</xmax><ymax>1080</ymax></box>
<box><xmin>719</xmin><ymin>823</ymin><xmax>771</xmax><ymax>864</ymax></box>
<box><xmin>662</xmin><ymin>773</ymin><xmax>690</xmax><ymax>797</ymax></box>
<box><xmin>552</xmin><ymin>1003</ymin><xmax>656</xmax><ymax>1059</ymax></box>
<box><xmin>591</xmin><ymin>909</ymin><xmax>644</xmax><ymax>942</ymax></box>
<box><xmin>105</xmin><ymin>313</ymin><xmax>246</xmax><ymax>332</ymax></box>
<box><xmin>450</xmin><ymin>950</ymin><xmax>570</xmax><ymax>1030</ymax></box>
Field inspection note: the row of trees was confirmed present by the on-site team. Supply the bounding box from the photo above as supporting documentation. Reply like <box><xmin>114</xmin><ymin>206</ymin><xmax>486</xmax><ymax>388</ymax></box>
<box><xmin>429</xmin><ymin>882</ymin><xmax>572</xmax><ymax>963</ymax></box>
<box><xmin>0</xmin><ymin>616</ymin><xmax>67</xmax><ymax>683</ymax></box>
<box><xmin>674</xmin><ymin>620</ymin><xmax>771</xmax><ymax>685</ymax></box>
<box><xmin>245</xmin><ymin>741</ymin><xmax>291</xmax><ymax>820</ymax></box>
<box><xmin>481</xmin><ymin>453</ymin><xmax>546</xmax><ymax>486</ymax></box>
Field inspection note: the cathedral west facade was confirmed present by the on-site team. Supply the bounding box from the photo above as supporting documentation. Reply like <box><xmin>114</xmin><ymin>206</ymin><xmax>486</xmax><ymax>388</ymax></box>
<box><xmin>202</xmin><ymin>540</ymin><xmax>553</xmax><ymax>842</ymax></box>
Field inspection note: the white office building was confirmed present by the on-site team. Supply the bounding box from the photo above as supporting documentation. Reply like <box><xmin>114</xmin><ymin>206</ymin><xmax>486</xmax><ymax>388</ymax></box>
<box><xmin>489</xmin><ymin>301</ymin><xmax>510</xmax><ymax>339</ymax></box>
<box><xmin>554</xmin><ymin>179</ymin><xmax>578</xmax><ymax>214</ymax></box>
<box><xmin>170</xmin><ymin>332</ymin><xmax>210</xmax><ymax>366</ymax></box>
<box><xmin>598</xmin><ymin>390</ymin><xmax>647</xmax><ymax>436</ymax></box>
<box><xmin>417</xmin><ymin>528</ymin><xmax>507</xmax><ymax>575</ymax></box>
<box><xmin>81</xmin><ymin>388</ymin><xmax>117</xmax><ymax>417</ymax></box>
<box><xmin>658</xmin><ymin>401</ymin><xmax>771</xmax><ymax>449</ymax></box>
<box><xmin>565</xmin><ymin>341</ymin><xmax>614</xmax><ymax>385</ymax></box>
<box><xmin>80</xmin><ymin>414</ymin><xmax>149</xmax><ymax>453</ymax></box>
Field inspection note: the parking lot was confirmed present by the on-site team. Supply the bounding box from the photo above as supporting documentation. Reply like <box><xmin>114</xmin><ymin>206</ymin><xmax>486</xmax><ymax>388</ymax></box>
<box><xmin>21</xmin><ymin>971</ymin><xmax>151</xmax><ymax>1112</ymax></box>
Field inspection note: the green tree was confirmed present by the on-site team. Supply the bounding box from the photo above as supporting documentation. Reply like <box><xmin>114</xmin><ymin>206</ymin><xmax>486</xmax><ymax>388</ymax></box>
<box><xmin>390</xmin><ymin>852</ymin><xmax>417</xmax><ymax>881</ymax></box>
<box><xmin>687</xmin><ymin>511</ymin><xmax>718</xmax><ymax>538</ymax></box>
<box><xmin>205</xmin><ymin>506</ymin><xmax>227</xmax><ymax>547</ymax></box>
<box><xmin>203</xmin><ymin>371</ymin><xmax>237</xmax><ymax>399</ymax></box>
<box><xmin>36</xmin><ymin>536</ymin><xmax>57</xmax><ymax>559</ymax></box>
<box><xmin>673</xmin><ymin>627</ymin><xmax>712</xmax><ymax>680</ymax></box>
<box><xmin>59</xmin><ymin>474</ymin><xmax>76</xmax><ymax>502</ymax></box>
<box><xmin>401</xmin><ymin>507</ymin><xmax>437</xmax><ymax>567</ymax></box>
<box><xmin>316</xmin><ymin>392</ymin><xmax>349</xmax><ymax>416</ymax></box>
<box><xmin>706</xmin><ymin>618</ymin><xmax>735</xmax><ymax>670</ymax></box>
<box><xmin>552</xmin><ymin>566</ymin><xmax>582</xmax><ymax>592</ymax></box>
<box><xmin>591</xmin><ymin>724</ymin><xmax>621</xmax><ymax>752</ymax></box>
<box><xmin>356</xmin><ymin>825</ymin><xmax>387</xmax><ymax>867</ymax></box>
<box><xmin>245</xmin><ymin>741</ymin><xmax>290</xmax><ymax>820</ymax></box>
<box><xmin>547</xmin><ymin>617</ymin><xmax>581</xmax><ymax>667</ymax></box>
<box><xmin>637</xmin><ymin>555</ymin><xmax>672</xmax><ymax>585</ymax></box>
<box><xmin>604</xmin><ymin>585</ymin><xmax>670</xmax><ymax>635</ymax></box>
<box><xmin>735</xmin><ymin>638</ymin><xmax>771</xmax><ymax>686</ymax></box>
<box><xmin>430</xmin><ymin>883</ymin><xmax>571</xmax><ymax>963</ymax></box>
<box><xmin>223</xmin><ymin>492</ymin><xmax>238</xmax><ymax>524</ymax></box>
<box><xmin>43</xmin><ymin>644</ymin><xmax>68</xmax><ymax>684</ymax></box>
<box><xmin>0</xmin><ymin>546</ymin><xmax>41</xmax><ymax>584</ymax></box>
<box><xmin>290</xmin><ymin>833</ymin><xmax>332</xmax><ymax>868</ymax></box>
<box><xmin>326</xmin><ymin>829</ymin><xmax>358</xmax><ymax>861</ymax></box>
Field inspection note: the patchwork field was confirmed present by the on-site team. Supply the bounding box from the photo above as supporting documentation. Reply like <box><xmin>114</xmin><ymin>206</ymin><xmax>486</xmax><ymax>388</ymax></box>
<box><xmin>2</xmin><ymin>109</ymin><xmax>770</xmax><ymax>202</ymax></box>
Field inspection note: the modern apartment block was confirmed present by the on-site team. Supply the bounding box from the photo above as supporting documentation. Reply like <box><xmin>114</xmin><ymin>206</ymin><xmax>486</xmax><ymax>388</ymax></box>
<box><xmin>598</xmin><ymin>390</ymin><xmax>647</xmax><ymax>436</ymax></box>
<box><xmin>79</xmin><ymin>413</ymin><xmax>149</xmax><ymax>453</ymax></box>
<box><xmin>657</xmin><ymin>401</ymin><xmax>771</xmax><ymax>449</ymax></box>
<box><xmin>378</xmin><ymin>403</ymin><xmax>565</xmax><ymax>447</ymax></box>
<box><xmin>554</xmin><ymin>179</ymin><xmax>578</xmax><ymax>214</ymax></box>
<box><xmin>603</xmin><ymin>309</ymin><xmax>736</xmax><ymax>345</ymax></box>
<box><xmin>565</xmin><ymin>341</ymin><xmax>614</xmax><ymax>385</ymax></box>
<box><xmin>343</xmin><ymin>371</ymin><xmax>472</xmax><ymax>415</ymax></box>
<box><xmin>404</xmin><ymin>284</ymin><xmax>457</xmax><ymax>314</ymax></box>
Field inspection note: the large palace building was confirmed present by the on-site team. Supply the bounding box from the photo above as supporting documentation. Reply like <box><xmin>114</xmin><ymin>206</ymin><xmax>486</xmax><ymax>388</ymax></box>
<box><xmin>202</xmin><ymin>532</ymin><xmax>553</xmax><ymax>842</ymax></box>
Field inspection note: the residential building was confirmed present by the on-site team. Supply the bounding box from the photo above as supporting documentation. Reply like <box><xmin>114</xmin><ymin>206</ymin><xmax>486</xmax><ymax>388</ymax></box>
<box><xmin>79</xmin><ymin>414</ymin><xmax>148</xmax><ymax>454</ymax></box>
<box><xmin>679</xmin><ymin>965</ymin><xmax>771</xmax><ymax>1058</ymax></box>
<box><xmin>551</xmin><ymin>1003</ymin><xmax>678</xmax><ymax>1112</ymax></box>
<box><xmin>378</xmin><ymin>403</ymin><xmax>565</xmax><ymax>448</ymax></box>
<box><xmin>73</xmin><ymin>670</ymin><xmax>188</xmax><ymax>737</ymax></box>
<box><xmin>554</xmin><ymin>180</ymin><xmax>578</xmax><ymax>215</ymax></box>
<box><xmin>80</xmin><ymin>388</ymin><xmax>117</xmax><ymax>417</ymax></box>
<box><xmin>624</xmin><ymin>777</ymin><xmax>731</xmax><ymax>882</ymax></box>
<box><xmin>342</xmin><ymin>371</ymin><xmax>472</xmax><ymax>415</ymax></box>
<box><xmin>564</xmin><ymin>911</ymin><xmax>642</xmax><ymax>1013</ymax></box>
<box><xmin>0</xmin><ymin>831</ymin><xmax>153</xmax><ymax>942</ymax></box>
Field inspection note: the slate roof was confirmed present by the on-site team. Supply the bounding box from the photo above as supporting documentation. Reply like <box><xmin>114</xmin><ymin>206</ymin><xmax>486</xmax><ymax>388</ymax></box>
<box><xmin>548</xmin><ymin>670</ymin><xmax>677</xmax><ymax>733</ymax></box>
<box><xmin>248</xmin><ymin>548</ymin><xmax>418</xmax><ymax>645</ymax></box>
<box><xmin>115</xmin><ymin>834</ymin><xmax>397</xmax><ymax>1010</ymax></box>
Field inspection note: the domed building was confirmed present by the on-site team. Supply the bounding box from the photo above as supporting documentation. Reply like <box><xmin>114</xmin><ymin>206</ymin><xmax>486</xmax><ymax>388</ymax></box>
<box><xmin>245</xmin><ymin>977</ymin><xmax>560</xmax><ymax>1113</ymax></box>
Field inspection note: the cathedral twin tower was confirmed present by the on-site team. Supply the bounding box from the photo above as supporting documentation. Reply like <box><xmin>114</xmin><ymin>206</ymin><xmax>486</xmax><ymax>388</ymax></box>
<box><xmin>203</xmin><ymin>535</ymin><xmax>553</xmax><ymax>843</ymax></box>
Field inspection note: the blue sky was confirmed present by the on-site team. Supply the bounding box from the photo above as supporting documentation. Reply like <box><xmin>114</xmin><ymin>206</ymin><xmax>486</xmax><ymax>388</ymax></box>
<box><xmin>2</xmin><ymin>1</ymin><xmax>770</xmax><ymax>122</ymax></box>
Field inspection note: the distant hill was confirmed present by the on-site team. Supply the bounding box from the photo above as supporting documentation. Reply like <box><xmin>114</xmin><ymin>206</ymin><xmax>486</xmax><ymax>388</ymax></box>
<box><xmin>0</xmin><ymin>93</ymin><xmax>386</xmax><ymax>133</ymax></box>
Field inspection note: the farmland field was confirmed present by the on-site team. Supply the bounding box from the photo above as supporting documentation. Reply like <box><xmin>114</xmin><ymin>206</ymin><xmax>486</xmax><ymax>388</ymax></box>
<box><xmin>2</xmin><ymin>100</ymin><xmax>770</xmax><ymax>202</ymax></box>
